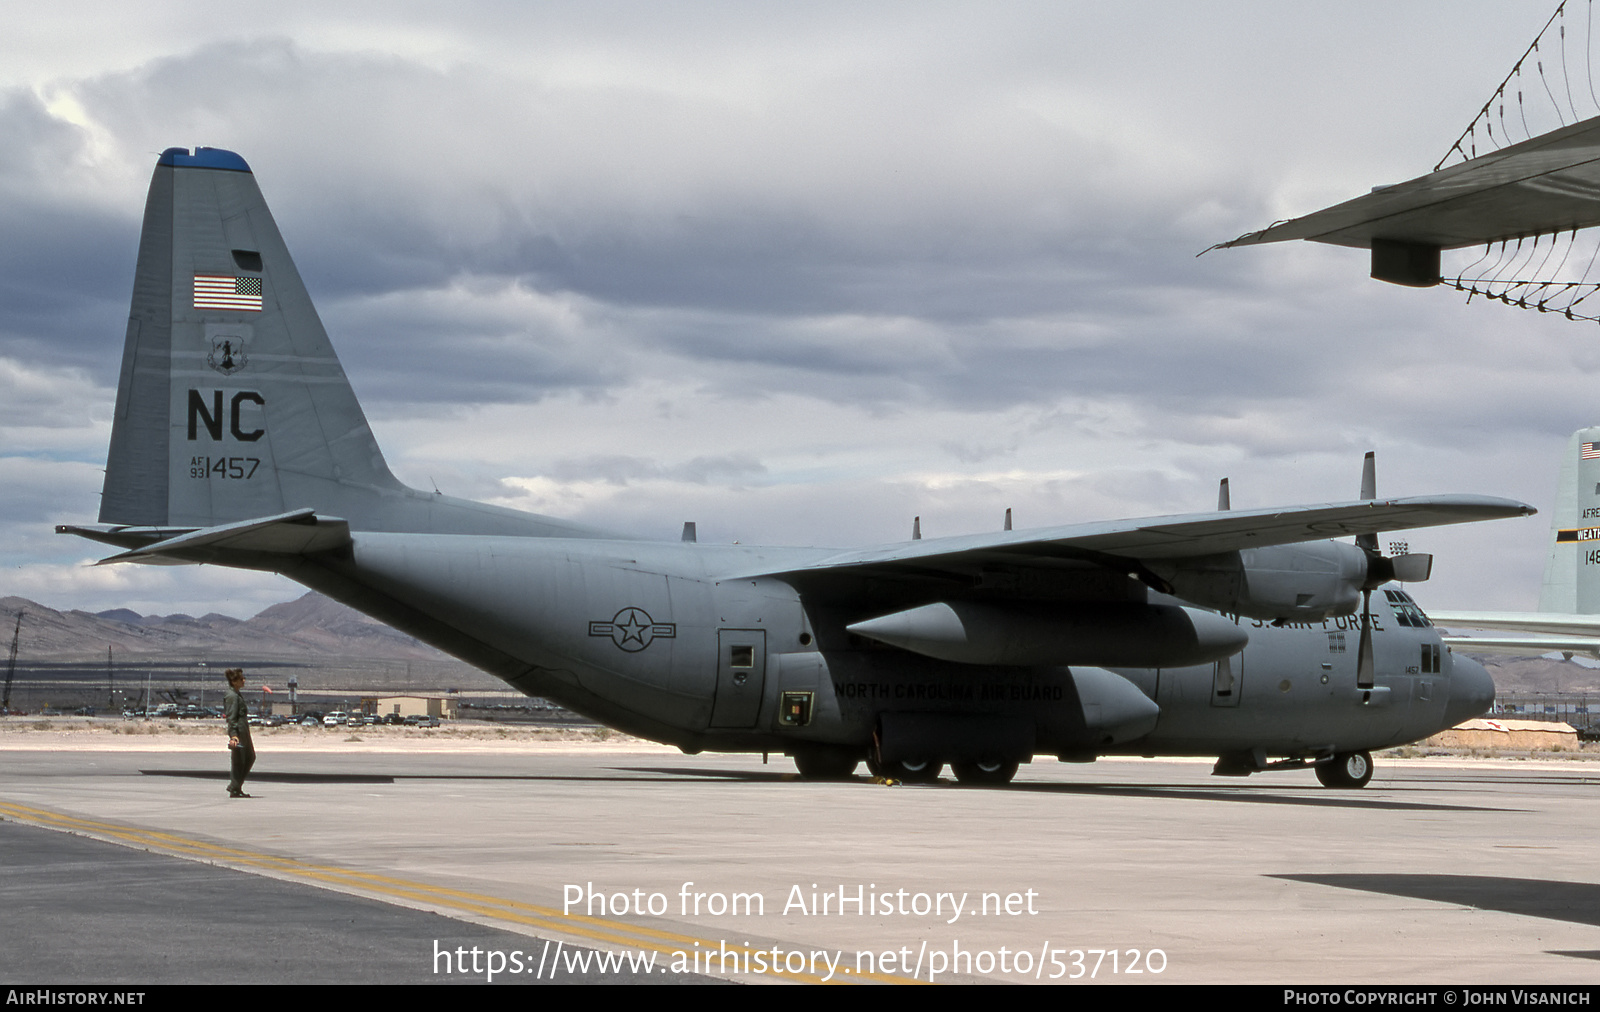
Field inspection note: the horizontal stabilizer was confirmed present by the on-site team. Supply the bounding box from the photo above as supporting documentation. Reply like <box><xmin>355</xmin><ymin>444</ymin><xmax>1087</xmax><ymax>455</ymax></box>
<box><xmin>55</xmin><ymin>523</ymin><xmax>199</xmax><ymax>551</ymax></box>
<box><xmin>88</xmin><ymin>508</ymin><xmax>351</xmax><ymax>565</ymax></box>
<box><xmin>1215</xmin><ymin>115</ymin><xmax>1600</xmax><ymax>259</ymax></box>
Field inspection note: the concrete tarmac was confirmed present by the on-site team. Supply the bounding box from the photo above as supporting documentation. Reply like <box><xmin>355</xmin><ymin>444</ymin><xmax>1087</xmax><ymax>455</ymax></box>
<box><xmin>2</xmin><ymin>738</ymin><xmax>1599</xmax><ymax>985</ymax></box>
<box><xmin>0</xmin><ymin>819</ymin><xmax>700</xmax><ymax>984</ymax></box>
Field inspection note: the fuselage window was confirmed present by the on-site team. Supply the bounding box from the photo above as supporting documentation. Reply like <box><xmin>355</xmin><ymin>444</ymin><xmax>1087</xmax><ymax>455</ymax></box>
<box><xmin>1416</xmin><ymin>642</ymin><xmax>1441</xmax><ymax>673</ymax></box>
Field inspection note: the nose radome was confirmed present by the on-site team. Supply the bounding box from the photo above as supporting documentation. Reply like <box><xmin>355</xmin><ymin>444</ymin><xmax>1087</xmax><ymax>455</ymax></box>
<box><xmin>1444</xmin><ymin>653</ymin><xmax>1495</xmax><ymax>727</ymax></box>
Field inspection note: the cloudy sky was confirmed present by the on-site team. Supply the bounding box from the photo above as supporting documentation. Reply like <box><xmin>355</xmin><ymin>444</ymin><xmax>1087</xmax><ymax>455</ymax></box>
<box><xmin>1</xmin><ymin>1</ymin><xmax>1589</xmax><ymax>618</ymax></box>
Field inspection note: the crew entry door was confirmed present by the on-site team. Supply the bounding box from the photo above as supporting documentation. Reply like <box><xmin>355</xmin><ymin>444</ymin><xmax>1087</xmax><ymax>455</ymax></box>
<box><xmin>710</xmin><ymin>629</ymin><xmax>767</xmax><ymax>728</ymax></box>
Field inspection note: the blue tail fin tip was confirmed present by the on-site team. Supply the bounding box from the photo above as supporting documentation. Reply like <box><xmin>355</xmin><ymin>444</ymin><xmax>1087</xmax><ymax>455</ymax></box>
<box><xmin>157</xmin><ymin>147</ymin><xmax>251</xmax><ymax>172</ymax></box>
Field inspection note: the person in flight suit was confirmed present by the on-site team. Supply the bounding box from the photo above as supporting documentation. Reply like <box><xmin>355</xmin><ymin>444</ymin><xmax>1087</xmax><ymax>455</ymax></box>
<box><xmin>224</xmin><ymin>668</ymin><xmax>255</xmax><ymax>798</ymax></box>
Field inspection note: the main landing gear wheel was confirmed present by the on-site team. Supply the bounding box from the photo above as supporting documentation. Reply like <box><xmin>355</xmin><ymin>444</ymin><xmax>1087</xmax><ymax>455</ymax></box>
<box><xmin>1315</xmin><ymin>750</ymin><xmax>1374</xmax><ymax>789</ymax></box>
<box><xmin>791</xmin><ymin>749</ymin><xmax>860</xmax><ymax>781</ymax></box>
<box><xmin>866</xmin><ymin>754</ymin><xmax>943</xmax><ymax>783</ymax></box>
<box><xmin>951</xmin><ymin>759</ymin><xmax>1020</xmax><ymax>786</ymax></box>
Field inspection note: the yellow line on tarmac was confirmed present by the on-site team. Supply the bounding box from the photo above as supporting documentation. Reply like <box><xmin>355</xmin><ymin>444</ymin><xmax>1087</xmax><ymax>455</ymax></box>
<box><xmin>0</xmin><ymin>800</ymin><xmax>922</xmax><ymax>985</ymax></box>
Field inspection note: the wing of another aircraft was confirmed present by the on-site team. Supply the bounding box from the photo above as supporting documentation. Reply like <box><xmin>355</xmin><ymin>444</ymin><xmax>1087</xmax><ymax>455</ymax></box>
<box><xmin>1432</xmin><ymin>604</ymin><xmax>1600</xmax><ymax>660</ymax></box>
<box><xmin>1214</xmin><ymin>7</ymin><xmax>1600</xmax><ymax>317</ymax></box>
<box><xmin>1438</xmin><ymin>632</ymin><xmax>1600</xmax><ymax>659</ymax></box>
<box><xmin>1216</xmin><ymin>115</ymin><xmax>1600</xmax><ymax>257</ymax></box>
<box><xmin>752</xmin><ymin>495</ymin><xmax>1533</xmax><ymax>580</ymax></box>
<box><xmin>1429</xmin><ymin>611</ymin><xmax>1600</xmax><ymax>637</ymax></box>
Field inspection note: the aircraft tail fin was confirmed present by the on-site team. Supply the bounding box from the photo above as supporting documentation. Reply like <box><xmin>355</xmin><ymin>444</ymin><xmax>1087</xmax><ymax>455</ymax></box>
<box><xmin>1537</xmin><ymin>426</ymin><xmax>1600</xmax><ymax>612</ymax></box>
<box><xmin>95</xmin><ymin>148</ymin><xmax>600</xmax><ymax>541</ymax></box>
<box><xmin>101</xmin><ymin>147</ymin><xmax>403</xmax><ymax>530</ymax></box>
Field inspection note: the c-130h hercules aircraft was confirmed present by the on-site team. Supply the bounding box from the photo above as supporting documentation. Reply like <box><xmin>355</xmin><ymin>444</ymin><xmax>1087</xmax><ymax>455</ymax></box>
<box><xmin>61</xmin><ymin>147</ymin><xmax>1532</xmax><ymax>787</ymax></box>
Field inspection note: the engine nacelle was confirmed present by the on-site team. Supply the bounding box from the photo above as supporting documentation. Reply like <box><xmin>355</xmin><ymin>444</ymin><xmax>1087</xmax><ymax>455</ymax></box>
<box><xmin>846</xmin><ymin>601</ymin><xmax>1247</xmax><ymax>667</ymax></box>
<box><xmin>1150</xmin><ymin>541</ymin><xmax>1368</xmax><ymax>622</ymax></box>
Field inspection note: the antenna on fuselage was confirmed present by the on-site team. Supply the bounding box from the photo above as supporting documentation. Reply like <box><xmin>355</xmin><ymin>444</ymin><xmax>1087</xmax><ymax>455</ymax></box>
<box><xmin>681</xmin><ymin>522</ymin><xmax>697</xmax><ymax>543</ymax></box>
<box><xmin>1217</xmin><ymin>478</ymin><xmax>1231</xmax><ymax>511</ymax></box>
<box><xmin>1004</xmin><ymin>508</ymin><xmax>1012</xmax><ymax>531</ymax></box>
<box><xmin>912</xmin><ymin>516</ymin><xmax>921</xmax><ymax>540</ymax></box>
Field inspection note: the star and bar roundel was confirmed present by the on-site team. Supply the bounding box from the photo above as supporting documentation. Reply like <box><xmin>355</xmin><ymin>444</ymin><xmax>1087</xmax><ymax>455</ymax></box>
<box><xmin>589</xmin><ymin>608</ymin><xmax>677</xmax><ymax>652</ymax></box>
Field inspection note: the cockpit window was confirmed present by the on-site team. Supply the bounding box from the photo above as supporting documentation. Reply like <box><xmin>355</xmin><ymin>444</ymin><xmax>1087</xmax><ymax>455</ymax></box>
<box><xmin>1383</xmin><ymin>588</ymin><xmax>1432</xmax><ymax>628</ymax></box>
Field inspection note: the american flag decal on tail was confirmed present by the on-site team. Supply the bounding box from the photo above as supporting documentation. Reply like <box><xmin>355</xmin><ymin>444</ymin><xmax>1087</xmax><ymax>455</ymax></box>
<box><xmin>1583</xmin><ymin>442</ymin><xmax>1600</xmax><ymax>460</ymax></box>
<box><xmin>193</xmin><ymin>275</ymin><xmax>263</xmax><ymax>312</ymax></box>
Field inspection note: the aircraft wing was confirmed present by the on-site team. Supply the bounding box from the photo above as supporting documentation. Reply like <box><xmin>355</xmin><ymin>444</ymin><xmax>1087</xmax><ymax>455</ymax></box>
<box><xmin>1401</xmin><ymin>604</ymin><xmax>1600</xmax><ymax>657</ymax></box>
<box><xmin>1441</xmin><ymin>632</ymin><xmax>1600</xmax><ymax>659</ymax></box>
<box><xmin>1428</xmin><ymin>610</ymin><xmax>1600</xmax><ymax>637</ymax></box>
<box><xmin>1216</xmin><ymin>114</ymin><xmax>1600</xmax><ymax>252</ymax></box>
<box><xmin>751</xmin><ymin>495</ymin><xmax>1533</xmax><ymax>580</ymax></box>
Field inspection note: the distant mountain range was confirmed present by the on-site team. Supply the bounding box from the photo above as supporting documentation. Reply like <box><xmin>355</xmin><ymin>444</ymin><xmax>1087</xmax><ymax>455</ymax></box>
<box><xmin>0</xmin><ymin>592</ymin><xmax>460</xmax><ymax>663</ymax></box>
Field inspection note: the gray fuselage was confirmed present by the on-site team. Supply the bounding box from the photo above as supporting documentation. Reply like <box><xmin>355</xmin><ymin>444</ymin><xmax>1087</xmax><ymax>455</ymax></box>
<box><xmin>280</xmin><ymin>534</ymin><xmax>1490</xmax><ymax>764</ymax></box>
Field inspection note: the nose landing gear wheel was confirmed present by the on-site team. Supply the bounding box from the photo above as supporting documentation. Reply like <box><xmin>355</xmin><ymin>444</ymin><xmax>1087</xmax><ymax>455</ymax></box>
<box><xmin>951</xmin><ymin>759</ymin><xmax>1020</xmax><ymax>786</ymax></box>
<box><xmin>1315</xmin><ymin>750</ymin><xmax>1374</xmax><ymax>788</ymax></box>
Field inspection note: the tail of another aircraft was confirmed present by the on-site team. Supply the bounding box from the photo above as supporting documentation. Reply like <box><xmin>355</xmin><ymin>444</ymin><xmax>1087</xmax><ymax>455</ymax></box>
<box><xmin>97</xmin><ymin>147</ymin><xmax>594</xmax><ymax>540</ymax></box>
<box><xmin>1538</xmin><ymin>425</ymin><xmax>1600</xmax><ymax>612</ymax></box>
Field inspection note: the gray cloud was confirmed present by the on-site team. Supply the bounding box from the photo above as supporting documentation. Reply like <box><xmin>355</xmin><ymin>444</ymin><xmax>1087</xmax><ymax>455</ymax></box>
<box><xmin>0</xmin><ymin>3</ymin><xmax>1585</xmax><ymax>617</ymax></box>
<box><xmin>543</xmin><ymin>453</ymin><xmax>767</xmax><ymax>486</ymax></box>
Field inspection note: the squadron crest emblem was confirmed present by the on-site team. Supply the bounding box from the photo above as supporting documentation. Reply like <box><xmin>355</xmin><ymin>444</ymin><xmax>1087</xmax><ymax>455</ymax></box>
<box><xmin>208</xmin><ymin>336</ymin><xmax>248</xmax><ymax>375</ymax></box>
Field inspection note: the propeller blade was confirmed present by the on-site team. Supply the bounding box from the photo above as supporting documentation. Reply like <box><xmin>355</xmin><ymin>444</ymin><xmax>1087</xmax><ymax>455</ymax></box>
<box><xmin>1356</xmin><ymin>451</ymin><xmax>1378</xmax><ymax>554</ymax></box>
<box><xmin>1356</xmin><ymin>588</ymin><xmax>1375</xmax><ymax>689</ymax></box>
<box><xmin>1390</xmin><ymin>553</ymin><xmax>1433</xmax><ymax>583</ymax></box>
